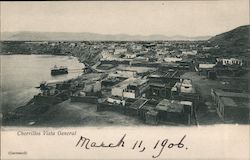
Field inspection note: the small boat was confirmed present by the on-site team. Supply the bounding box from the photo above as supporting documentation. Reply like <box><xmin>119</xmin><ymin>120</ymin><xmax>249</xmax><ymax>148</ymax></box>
<box><xmin>51</xmin><ymin>65</ymin><xmax>68</xmax><ymax>76</ymax></box>
<box><xmin>28</xmin><ymin>121</ymin><xmax>36</xmax><ymax>126</ymax></box>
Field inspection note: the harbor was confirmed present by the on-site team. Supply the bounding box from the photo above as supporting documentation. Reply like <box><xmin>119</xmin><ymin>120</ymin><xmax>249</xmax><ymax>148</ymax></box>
<box><xmin>2</xmin><ymin>35</ymin><xmax>249</xmax><ymax>126</ymax></box>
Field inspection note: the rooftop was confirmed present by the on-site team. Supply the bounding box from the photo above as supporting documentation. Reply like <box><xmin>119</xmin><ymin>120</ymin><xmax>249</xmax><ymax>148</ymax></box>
<box><xmin>164</xmin><ymin>57</ymin><xmax>182</xmax><ymax>62</ymax></box>
<box><xmin>221</xmin><ymin>97</ymin><xmax>237</xmax><ymax>107</ymax></box>
<box><xmin>199</xmin><ymin>64</ymin><xmax>216</xmax><ymax>69</ymax></box>
<box><xmin>129</xmin><ymin>98</ymin><xmax>148</xmax><ymax>109</ymax></box>
<box><xmin>114</xmin><ymin>77</ymin><xmax>148</xmax><ymax>89</ymax></box>
<box><xmin>220</xmin><ymin>96</ymin><xmax>249</xmax><ymax>108</ymax></box>
<box><xmin>149</xmin><ymin>70</ymin><xmax>178</xmax><ymax>79</ymax></box>
<box><xmin>116</xmin><ymin>65</ymin><xmax>156</xmax><ymax>74</ymax></box>
<box><xmin>172</xmin><ymin>79</ymin><xmax>196</xmax><ymax>94</ymax></box>
<box><xmin>213</xmin><ymin>89</ymin><xmax>250</xmax><ymax>108</ymax></box>
<box><xmin>213</xmin><ymin>89</ymin><xmax>249</xmax><ymax>99</ymax></box>
<box><xmin>182</xmin><ymin>79</ymin><xmax>192</xmax><ymax>85</ymax></box>
<box><xmin>155</xmin><ymin>99</ymin><xmax>192</xmax><ymax>113</ymax></box>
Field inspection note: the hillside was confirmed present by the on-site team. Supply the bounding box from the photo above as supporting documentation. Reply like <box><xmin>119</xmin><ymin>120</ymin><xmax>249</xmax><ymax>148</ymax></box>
<box><xmin>209</xmin><ymin>25</ymin><xmax>250</xmax><ymax>56</ymax></box>
<box><xmin>1</xmin><ymin>31</ymin><xmax>211</xmax><ymax>41</ymax></box>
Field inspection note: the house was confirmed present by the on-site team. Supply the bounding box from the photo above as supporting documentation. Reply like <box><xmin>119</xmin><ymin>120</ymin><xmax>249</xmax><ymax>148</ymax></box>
<box><xmin>115</xmin><ymin>70</ymin><xmax>137</xmax><ymax>78</ymax></box>
<box><xmin>82</xmin><ymin>81</ymin><xmax>102</xmax><ymax>96</ymax></box>
<box><xmin>164</xmin><ymin>57</ymin><xmax>182</xmax><ymax>63</ymax></box>
<box><xmin>134</xmin><ymin>56</ymin><xmax>149</xmax><ymax>62</ymax></box>
<box><xmin>101</xmin><ymin>77</ymin><xmax>126</xmax><ymax>89</ymax></box>
<box><xmin>180</xmin><ymin>79</ymin><xmax>193</xmax><ymax>93</ymax></box>
<box><xmin>138</xmin><ymin>100</ymin><xmax>159</xmax><ymax>123</ymax></box>
<box><xmin>198</xmin><ymin>63</ymin><xmax>216</xmax><ymax>77</ymax></box>
<box><xmin>130</xmin><ymin>44</ymin><xmax>142</xmax><ymax>51</ymax></box>
<box><xmin>125</xmin><ymin>53</ymin><xmax>137</xmax><ymax>59</ymax></box>
<box><xmin>171</xmin><ymin>79</ymin><xmax>199</xmax><ymax>107</ymax></box>
<box><xmin>182</xmin><ymin>50</ymin><xmax>197</xmax><ymax>56</ymax></box>
<box><xmin>110</xmin><ymin>65</ymin><xmax>156</xmax><ymax>78</ymax></box>
<box><xmin>125</xmin><ymin>98</ymin><xmax>148</xmax><ymax>117</ymax></box>
<box><xmin>145</xmin><ymin>110</ymin><xmax>159</xmax><ymax>125</ymax></box>
<box><xmin>211</xmin><ymin>88</ymin><xmax>250</xmax><ymax>123</ymax></box>
<box><xmin>114</xmin><ymin>47</ymin><xmax>127</xmax><ymax>55</ymax></box>
<box><xmin>171</xmin><ymin>79</ymin><xmax>195</xmax><ymax>94</ymax></box>
<box><xmin>177</xmin><ymin>59</ymin><xmax>193</xmax><ymax>70</ymax></box>
<box><xmin>107</xmin><ymin>96</ymin><xmax>126</xmax><ymax>106</ymax></box>
<box><xmin>147</xmin><ymin>70</ymin><xmax>180</xmax><ymax>99</ymax></box>
<box><xmin>111</xmin><ymin>78</ymin><xmax>148</xmax><ymax>99</ymax></box>
<box><xmin>216</xmin><ymin>58</ymin><xmax>243</xmax><ymax>66</ymax></box>
<box><xmin>101</xmin><ymin>50</ymin><xmax>114</xmax><ymax>59</ymax></box>
<box><xmin>155</xmin><ymin>99</ymin><xmax>193</xmax><ymax>125</ymax></box>
<box><xmin>97</xmin><ymin>96</ymin><xmax>127</xmax><ymax>113</ymax></box>
<box><xmin>202</xmin><ymin>46</ymin><xmax>213</xmax><ymax>51</ymax></box>
<box><xmin>159</xmin><ymin>63</ymin><xmax>182</xmax><ymax>71</ymax></box>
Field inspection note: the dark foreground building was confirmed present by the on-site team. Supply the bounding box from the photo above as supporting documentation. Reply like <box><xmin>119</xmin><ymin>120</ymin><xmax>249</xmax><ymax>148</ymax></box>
<box><xmin>211</xmin><ymin>88</ymin><xmax>250</xmax><ymax>124</ymax></box>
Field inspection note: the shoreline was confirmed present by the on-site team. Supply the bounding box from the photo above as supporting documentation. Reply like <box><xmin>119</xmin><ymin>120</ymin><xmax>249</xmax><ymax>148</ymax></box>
<box><xmin>1</xmin><ymin>54</ymin><xmax>86</xmax><ymax>114</ymax></box>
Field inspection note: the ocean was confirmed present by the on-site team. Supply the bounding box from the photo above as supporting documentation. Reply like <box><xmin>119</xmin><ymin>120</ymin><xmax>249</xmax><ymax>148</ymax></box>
<box><xmin>1</xmin><ymin>54</ymin><xmax>85</xmax><ymax>113</ymax></box>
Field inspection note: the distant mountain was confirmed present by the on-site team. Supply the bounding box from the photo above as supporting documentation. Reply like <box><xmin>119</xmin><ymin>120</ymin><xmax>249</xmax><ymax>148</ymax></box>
<box><xmin>209</xmin><ymin>25</ymin><xmax>250</xmax><ymax>56</ymax></box>
<box><xmin>1</xmin><ymin>31</ymin><xmax>211</xmax><ymax>41</ymax></box>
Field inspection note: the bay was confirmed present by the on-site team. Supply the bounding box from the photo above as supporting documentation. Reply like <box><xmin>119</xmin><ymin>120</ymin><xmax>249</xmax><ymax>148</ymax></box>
<box><xmin>0</xmin><ymin>54</ymin><xmax>85</xmax><ymax>113</ymax></box>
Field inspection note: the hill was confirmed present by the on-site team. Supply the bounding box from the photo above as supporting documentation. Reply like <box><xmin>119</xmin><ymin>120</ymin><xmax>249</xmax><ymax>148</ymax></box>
<box><xmin>209</xmin><ymin>25</ymin><xmax>250</xmax><ymax>56</ymax></box>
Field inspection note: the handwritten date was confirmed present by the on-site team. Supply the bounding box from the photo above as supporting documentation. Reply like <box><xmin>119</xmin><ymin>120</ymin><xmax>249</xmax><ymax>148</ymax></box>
<box><xmin>76</xmin><ymin>134</ymin><xmax>187</xmax><ymax>158</ymax></box>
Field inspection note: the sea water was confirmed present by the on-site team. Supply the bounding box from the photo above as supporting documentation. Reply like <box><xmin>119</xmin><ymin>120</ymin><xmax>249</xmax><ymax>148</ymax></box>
<box><xmin>0</xmin><ymin>54</ymin><xmax>84</xmax><ymax>113</ymax></box>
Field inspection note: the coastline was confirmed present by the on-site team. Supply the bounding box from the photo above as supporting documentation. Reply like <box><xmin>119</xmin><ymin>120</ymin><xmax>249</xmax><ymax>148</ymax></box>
<box><xmin>1</xmin><ymin>54</ymin><xmax>86</xmax><ymax>125</ymax></box>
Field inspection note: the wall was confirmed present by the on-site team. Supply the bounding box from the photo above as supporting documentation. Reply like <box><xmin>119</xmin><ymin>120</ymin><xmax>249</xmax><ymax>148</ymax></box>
<box><xmin>111</xmin><ymin>87</ymin><xmax>124</xmax><ymax>97</ymax></box>
<box><xmin>123</xmin><ymin>91</ymin><xmax>136</xmax><ymax>99</ymax></box>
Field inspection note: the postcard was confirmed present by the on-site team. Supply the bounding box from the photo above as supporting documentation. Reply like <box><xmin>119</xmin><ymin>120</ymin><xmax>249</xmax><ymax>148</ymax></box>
<box><xmin>0</xmin><ymin>0</ymin><xmax>249</xmax><ymax>159</ymax></box>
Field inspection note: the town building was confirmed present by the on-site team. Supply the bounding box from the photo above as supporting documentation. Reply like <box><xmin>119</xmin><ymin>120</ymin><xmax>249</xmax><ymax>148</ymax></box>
<box><xmin>147</xmin><ymin>70</ymin><xmax>180</xmax><ymax>99</ymax></box>
<box><xmin>111</xmin><ymin>78</ymin><xmax>149</xmax><ymax>99</ymax></box>
<box><xmin>182</xmin><ymin>50</ymin><xmax>197</xmax><ymax>56</ymax></box>
<box><xmin>101</xmin><ymin>50</ymin><xmax>114</xmax><ymax>60</ymax></box>
<box><xmin>125</xmin><ymin>53</ymin><xmax>137</xmax><ymax>59</ymax></box>
<box><xmin>171</xmin><ymin>79</ymin><xmax>199</xmax><ymax>107</ymax></box>
<box><xmin>197</xmin><ymin>63</ymin><xmax>217</xmax><ymax>78</ymax></box>
<box><xmin>145</xmin><ymin>110</ymin><xmax>159</xmax><ymax>125</ymax></box>
<box><xmin>211</xmin><ymin>88</ymin><xmax>250</xmax><ymax>123</ymax></box>
<box><xmin>164</xmin><ymin>57</ymin><xmax>182</xmax><ymax>63</ymax></box>
<box><xmin>109</xmin><ymin>65</ymin><xmax>156</xmax><ymax>78</ymax></box>
<box><xmin>155</xmin><ymin>99</ymin><xmax>193</xmax><ymax>125</ymax></box>
<box><xmin>138</xmin><ymin>100</ymin><xmax>159</xmax><ymax>125</ymax></box>
<box><xmin>114</xmin><ymin>47</ymin><xmax>127</xmax><ymax>55</ymax></box>
<box><xmin>216</xmin><ymin>58</ymin><xmax>243</xmax><ymax>66</ymax></box>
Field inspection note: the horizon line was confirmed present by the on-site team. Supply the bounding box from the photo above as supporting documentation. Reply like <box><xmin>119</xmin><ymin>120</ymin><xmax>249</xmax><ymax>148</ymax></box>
<box><xmin>2</xmin><ymin>31</ymin><xmax>213</xmax><ymax>38</ymax></box>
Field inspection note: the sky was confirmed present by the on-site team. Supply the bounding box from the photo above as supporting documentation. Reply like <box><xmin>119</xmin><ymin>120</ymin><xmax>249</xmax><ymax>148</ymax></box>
<box><xmin>1</xmin><ymin>1</ymin><xmax>249</xmax><ymax>37</ymax></box>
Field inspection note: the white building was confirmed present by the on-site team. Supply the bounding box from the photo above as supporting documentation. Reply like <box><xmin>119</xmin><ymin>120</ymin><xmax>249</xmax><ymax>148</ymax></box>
<box><xmin>111</xmin><ymin>78</ymin><xmax>148</xmax><ymax>99</ymax></box>
<box><xmin>107</xmin><ymin>96</ymin><xmax>126</xmax><ymax>106</ymax></box>
<box><xmin>198</xmin><ymin>63</ymin><xmax>216</xmax><ymax>69</ymax></box>
<box><xmin>202</xmin><ymin>46</ymin><xmax>213</xmax><ymax>51</ymax></box>
<box><xmin>171</xmin><ymin>79</ymin><xmax>195</xmax><ymax>94</ymax></box>
<box><xmin>131</xmin><ymin>45</ymin><xmax>142</xmax><ymax>51</ymax></box>
<box><xmin>114</xmin><ymin>47</ymin><xmax>127</xmax><ymax>55</ymax></box>
<box><xmin>109</xmin><ymin>69</ymin><xmax>137</xmax><ymax>79</ymax></box>
<box><xmin>182</xmin><ymin>50</ymin><xmax>197</xmax><ymax>56</ymax></box>
<box><xmin>216</xmin><ymin>58</ymin><xmax>243</xmax><ymax>66</ymax></box>
<box><xmin>101</xmin><ymin>50</ymin><xmax>113</xmax><ymax>59</ymax></box>
<box><xmin>180</xmin><ymin>79</ymin><xmax>193</xmax><ymax>93</ymax></box>
<box><xmin>164</xmin><ymin>57</ymin><xmax>182</xmax><ymax>63</ymax></box>
<box><xmin>125</xmin><ymin>53</ymin><xmax>137</xmax><ymax>59</ymax></box>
